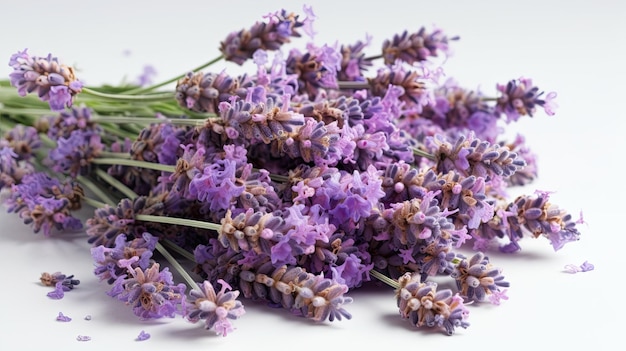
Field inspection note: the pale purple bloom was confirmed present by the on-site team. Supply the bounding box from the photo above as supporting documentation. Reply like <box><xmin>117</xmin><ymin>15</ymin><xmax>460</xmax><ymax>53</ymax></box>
<box><xmin>186</xmin><ymin>279</ymin><xmax>245</xmax><ymax>336</ymax></box>
<box><xmin>109</xmin><ymin>263</ymin><xmax>186</xmax><ymax>319</ymax></box>
<box><xmin>135</xmin><ymin>65</ymin><xmax>157</xmax><ymax>86</ymax></box>
<box><xmin>382</xmin><ymin>26</ymin><xmax>459</xmax><ymax>65</ymax></box>
<box><xmin>47</xmin><ymin>282</ymin><xmax>66</xmax><ymax>299</ymax></box>
<box><xmin>56</xmin><ymin>312</ymin><xmax>72</xmax><ymax>322</ymax></box>
<box><xmin>565</xmin><ymin>260</ymin><xmax>594</xmax><ymax>273</ymax></box>
<box><xmin>301</xmin><ymin>4</ymin><xmax>317</xmax><ymax>38</ymax></box>
<box><xmin>8</xmin><ymin>49</ymin><xmax>82</xmax><ymax>111</ymax></box>
<box><xmin>48</xmin><ymin>129</ymin><xmax>103</xmax><ymax>177</ymax></box>
<box><xmin>495</xmin><ymin>77</ymin><xmax>554</xmax><ymax>122</ymax></box>
<box><xmin>543</xmin><ymin>91</ymin><xmax>558</xmax><ymax>115</ymax></box>
<box><xmin>220</xmin><ymin>9</ymin><xmax>306</xmax><ymax>65</ymax></box>
<box><xmin>136</xmin><ymin>330</ymin><xmax>151</xmax><ymax>341</ymax></box>
<box><xmin>580</xmin><ymin>261</ymin><xmax>594</xmax><ymax>272</ymax></box>
<box><xmin>396</xmin><ymin>273</ymin><xmax>469</xmax><ymax>335</ymax></box>
<box><xmin>488</xmin><ymin>289</ymin><xmax>509</xmax><ymax>305</ymax></box>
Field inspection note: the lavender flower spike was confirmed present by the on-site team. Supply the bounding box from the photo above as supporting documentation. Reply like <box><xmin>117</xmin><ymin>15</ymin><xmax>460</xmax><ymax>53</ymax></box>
<box><xmin>428</xmin><ymin>132</ymin><xmax>526</xmax><ymax>181</ymax></box>
<box><xmin>382</xmin><ymin>26</ymin><xmax>459</xmax><ymax>65</ymax></box>
<box><xmin>396</xmin><ymin>273</ymin><xmax>470</xmax><ymax>335</ymax></box>
<box><xmin>8</xmin><ymin>49</ymin><xmax>83</xmax><ymax>111</ymax></box>
<box><xmin>186</xmin><ymin>279</ymin><xmax>246</xmax><ymax>336</ymax></box>
<box><xmin>220</xmin><ymin>9</ymin><xmax>306</xmax><ymax>65</ymax></box>
<box><xmin>495</xmin><ymin>77</ymin><xmax>556</xmax><ymax>122</ymax></box>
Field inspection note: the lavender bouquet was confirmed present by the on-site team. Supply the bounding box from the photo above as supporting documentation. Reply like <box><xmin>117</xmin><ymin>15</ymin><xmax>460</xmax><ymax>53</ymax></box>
<box><xmin>0</xmin><ymin>5</ymin><xmax>581</xmax><ymax>337</ymax></box>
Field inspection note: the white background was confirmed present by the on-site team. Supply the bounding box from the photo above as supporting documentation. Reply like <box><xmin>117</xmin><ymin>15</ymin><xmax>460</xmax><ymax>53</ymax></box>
<box><xmin>1</xmin><ymin>0</ymin><xmax>624</xmax><ymax>349</ymax></box>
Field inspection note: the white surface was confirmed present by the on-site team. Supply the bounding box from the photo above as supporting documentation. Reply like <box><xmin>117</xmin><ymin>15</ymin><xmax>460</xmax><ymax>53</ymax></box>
<box><xmin>0</xmin><ymin>0</ymin><xmax>623</xmax><ymax>349</ymax></box>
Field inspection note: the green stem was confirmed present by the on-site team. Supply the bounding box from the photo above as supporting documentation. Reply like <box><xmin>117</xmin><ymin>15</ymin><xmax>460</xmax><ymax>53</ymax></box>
<box><xmin>413</xmin><ymin>147</ymin><xmax>436</xmax><ymax>160</ymax></box>
<box><xmin>155</xmin><ymin>242</ymin><xmax>201</xmax><ymax>290</ymax></box>
<box><xmin>94</xmin><ymin>168</ymin><xmax>137</xmax><ymax>200</ymax></box>
<box><xmin>135</xmin><ymin>214</ymin><xmax>221</xmax><ymax>232</ymax></box>
<box><xmin>82</xmin><ymin>87</ymin><xmax>173</xmax><ymax>102</ymax></box>
<box><xmin>337</xmin><ymin>81</ymin><xmax>371</xmax><ymax>90</ymax></box>
<box><xmin>99</xmin><ymin>151</ymin><xmax>131</xmax><ymax>159</ymax></box>
<box><xmin>92</xmin><ymin>158</ymin><xmax>176</xmax><ymax>173</ymax></box>
<box><xmin>364</xmin><ymin>54</ymin><xmax>383</xmax><ymax>61</ymax></box>
<box><xmin>76</xmin><ymin>175</ymin><xmax>117</xmax><ymax>207</ymax></box>
<box><xmin>126</xmin><ymin>55</ymin><xmax>225</xmax><ymax>94</ymax></box>
<box><xmin>91</xmin><ymin>115</ymin><xmax>211</xmax><ymax>126</ymax></box>
<box><xmin>82</xmin><ymin>196</ymin><xmax>108</xmax><ymax>209</ymax></box>
<box><xmin>369</xmin><ymin>270</ymin><xmax>399</xmax><ymax>289</ymax></box>
<box><xmin>161</xmin><ymin>239</ymin><xmax>196</xmax><ymax>262</ymax></box>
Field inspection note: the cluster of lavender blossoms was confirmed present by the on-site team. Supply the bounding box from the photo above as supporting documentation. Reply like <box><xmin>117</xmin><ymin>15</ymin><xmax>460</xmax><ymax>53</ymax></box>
<box><xmin>0</xmin><ymin>5</ymin><xmax>584</xmax><ymax>337</ymax></box>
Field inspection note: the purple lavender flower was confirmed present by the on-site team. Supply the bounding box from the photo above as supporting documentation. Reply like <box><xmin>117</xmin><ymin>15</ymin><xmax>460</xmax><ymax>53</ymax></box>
<box><xmin>189</xmin><ymin>158</ymin><xmax>244</xmax><ymax>211</ymax></box>
<box><xmin>495</xmin><ymin>77</ymin><xmax>557</xmax><ymax>122</ymax></box>
<box><xmin>338</xmin><ymin>36</ymin><xmax>373</xmax><ymax>81</ymax></box>
<box><xmin>186</xmin><ymin>279</ymin><xmax>246</xmax><ymax>336</ymax></box>
<box><xmin>135</xmin><ymin>65</ymin><xmax>157</xmax><ymax>86</ymax></box>
<box><xmin>136</xmin><ymin>330</ymin><xmax>151</xmax><ymax>341</ymax></box>
<box><xmin>6</xmin><ymin>172</ymin><xmax>84</xmax><ymax>236</ymax></box>
<box><xmin>396</xmin><ymin>273</ymin><xmax>469</xmax><ymax>335</ymax></box>
<box><xmin>419</xmin><ymin>79</ymin><xmax>499</xmax><ymax>142</ymax></box>
<box><xmin>565</xmin><ymin>260</ymin><xmax>594</xmax><ymax>273</ymax></box>
<box><xmin>216</xmin><ymin>91</ymin><xmax>305</xmax><ymax>145</ymax></box>
<box><xmin>451</xmin><ymin>252</ymin><xmax>509</xmax><ymax>303</ymax></box>
<box><xmin>382</xmin><ymin>27</ymin><xmax>459</xmax><ymax>65</ymax></box>
<box><xmin>2</xmin><ymin>124</ymin><xmax>41</xmax><ymax>161</ymax></box>
<box><xmin>91</xmin><ymin>232</ymin><xmax>158</xmax><ymax>284</ymax></box>
<box><xmin>428</xmin><ymin>132</ymin><xmax>526</xmax><ymax>181</ymax></box>
<box><xmin>40</xmin><ymin>271</ymin><xmax>80</xmax><ymax>290</ymax></box>
<box><xmin>0</xmin><ymin>146</ymin><xmax>34</xmax><ymax>190</ymax></box>
<box><xmin>46</xmin><ymin>105</ymin><xmax>102</xmax><ymax>141</ymax></box>
<box><xmin>47</xmin><ymin>283</ymin><xmax>66</xmax><ymax>299</ymax></box>
<box><xmin>175</xmin><ymin>71</ymin><xmax>250</xmax><ymax>113</ymax></box>
<box><xmin>109</xmin><ymin>262</ymin><xmax>186</xmax><ymax>319</ymax></box>
<box><xmin>277</xmin><ymin>117</ymin><xmax>341</xmax><ymax>163</ymax></box>
<box><xmin>86</xmin><ymin>196</ymin><xmax>165</xmax><ymax>247</ymax></box>
<box><xmin>8</xmin><ymin>49</ymin><xmax>83</xmax><ymax>111</ymax></box>
<box><xmin>218</xmin><ymin>208</ymin><xmax>284</xmax><ymax>254</ymax></box>
<box><xmin>56</xmin><ymin>312</ymin><xmax>72</xmax><ymax>322</ymax></box>
<box><xmin>285</xmin><ymin>44</ymin><xmax>341</xmax><ymax>98</ymax></box>
<box><xmin>47</xmin><ymin>129</ymin><xmax>103</xmax><ymax>177</ymax></box>
<box><xmin>506</xmin><ymin>191</ymin><xmax>582</xmax><ymax>251</ymax></box>
<box><xmin>500</xmin><ymin>134</ymin><xmax>538</xmax><ymax>186</ymax></box>
<box><xmin>368</xmin><ymin>65</ymin><xmax>431</xmax><ymax>112</ymax></box>
<box><xmin>220</xmin><ymin>9</ymin><xmax>306</xmax><ymax>65</ymax></box>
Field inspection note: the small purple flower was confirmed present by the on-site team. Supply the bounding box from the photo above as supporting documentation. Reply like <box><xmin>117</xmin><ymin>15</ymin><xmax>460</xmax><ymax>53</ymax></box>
<box><xmin>396</xmin><ymin>273</ymin><xmax>470</xmax><ymax>335</ymax></box>
<box><xmin>8</xmin><ymin>49</ymin><xmax>82</xmax><ymax>111</ymax></box>
<box><xmin>136</xmin><ymin>330</ymin><xmax>151</xmax><ymax>341</ymax></box>
<box><xmin>135</xmin><ymin>65</ymin><xmax>157</xmax><ymax>86</ymax></box>
<box><xmin>565</xmin><ymin>260</ymin><xmax>594</xmax><ymax>274</ymax></box>
<box><xmin>48</xmin><ymin>129</ymin><xmax>103</xmax><ymax>177</ymax></box>
<box><xmin>451</xmin><ymin>252</ymin><xmax>509</xmax><ymax>303</ymax></box>
<box><xmin>220</xmin><ymin>9</ymin><xmax>306</xmax><ymax>65</ymax></box>
<box><xmin>186</xmin><ymin>279</ymin><xmax>246</xmax><ymax>336</ymax></box>
<box><xmin>0</xmin><ymin>146</ymin><xmax>35</xmax><ymax>190</ymax></box>
<box><xmin>382</xmin><ymin>26</ymin><xmax>459</xmax><ymax>65</ymax></box>
<box><xmin>47</xmin><ymin>282</ymin><xmax>66</xmax><ymax>299</ymax></box>
<box><xmin>109</xmin><ymin>263</ymin><xmax>186</xmax><ymax>319</ymax></box>
<box><xmin>56</xmin><ymin>312</ymin><xmax>72</xmax><ymax>322</ymax></box>
<box><xmin>2</xmin><ymin>124</ymin><xmax>41</xmax><ymax>161</ymax></box>
<box><xmin>488</xmin><ymin>289</ymin><xmax>509</xmax><ymax>305</ymax></box>
<box><xmin>7</xmin><ymin>172</ymin><xmax>84</xmax><ymax>237</ymax></box>
<box><xmin>495</xmin><ymin>77</ymin><xmax>555</xmax><ymax>122</ymax></box>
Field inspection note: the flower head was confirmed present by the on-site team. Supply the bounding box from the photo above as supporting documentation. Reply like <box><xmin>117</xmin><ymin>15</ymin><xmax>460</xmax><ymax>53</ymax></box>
<box><xmin>8</xmin><ymin>49</ymin><xmax>82</xmax><ymax>111</ymax></box>
<box><xmin>110</xmin><ymin>262</ymin><xmax>186</xmax><ymax>319</ymax></box>
<box><xmin>220</xmin><ymin>9</ymin><xmax>306</xmax><ymax>65</ymax></box>
<box><xmin>186</xmin><ymin>279</ymin><xmax>245</xmax><ymax>336</ymax></box>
